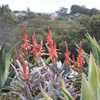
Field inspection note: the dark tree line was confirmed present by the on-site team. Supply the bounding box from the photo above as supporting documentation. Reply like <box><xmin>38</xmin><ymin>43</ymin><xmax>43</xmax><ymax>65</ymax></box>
<box><xmin>70</xmin><ymin>5</ymin><xmax>100</xmax><ymax>16</ymax></box>
<box><xmin>56</xmin><ymin>5</ymin><xmax>100</xmax><ymax>16</ymax></box>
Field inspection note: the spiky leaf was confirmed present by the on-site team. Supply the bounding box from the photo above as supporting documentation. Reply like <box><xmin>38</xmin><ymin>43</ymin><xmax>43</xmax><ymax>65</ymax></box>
<box><xmin>88</xmin><ymin>54</ymin><xmax>99</xmax><ymax>99</ymax></box>
<box><xmin>41</xmin><ymin>89</ymin><xmax>53</xmax><ymax>100</ymax></box>
<box><xmin>60</xmin><ymin>79</ymin><xmax>74</xmax><ymax>100</ymax></box>
<box><xmin>86</xmin><ymin>33</ymin><xmax>100</xmax><ymax>66</ymax></box>
<box><xmin>80</xmin><ymin>74</ymin><xmax>95</xmax><ymax>100</ymax></box>
<box><xmin>0</xmin><ymin>46</ymin><xmax>11</xmax><ymax>88</ymax></box>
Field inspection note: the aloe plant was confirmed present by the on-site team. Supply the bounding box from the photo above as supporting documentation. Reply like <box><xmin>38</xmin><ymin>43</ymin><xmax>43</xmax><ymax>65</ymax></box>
<box><xmin>60</xmin><ymin>79</ymin><xmax>74</xmax><ymax>100</ymax></box>
<box><xmin>58</xmin><ymin>54</ymin><xmax>100</xmax><ymax>100</ymax></box>
<box><xmin>57</xmin><ymin>34</ymin><xmax>100</xmax><ymax>100</ymax></box>
<box><xmin>79</xmin><ymin>34</ymin><xmax>100</xmax><ymax>100</ymax></box>
<box><xmin>0</xmin><ymin>46</ymin><xmax>11</xmax><ymax>88</ymax></box>
<box><xmin>86</xmin><ymin>33</ymin><xmax>100</xmax><ymax>66</ymax></box>
<box><xmin>41</xmin><ymin>88</ymin><xmax>53</xmax><ymax>100</ymax></box>
<box><xmin>0</xmin><ymin>31</ymin><xmax>99</xmax><ymax>100</ymax></box>
<box><xmin>80</xmin><ymin>54</ymin><xmax>100</xmax><ymax>100</ymax></box>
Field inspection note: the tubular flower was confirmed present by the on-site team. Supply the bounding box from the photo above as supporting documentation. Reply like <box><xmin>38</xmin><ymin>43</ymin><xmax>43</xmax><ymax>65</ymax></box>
<box><xmin>22</xmin><ymin>61</ymin><xmax>30</xmax><ymax>80</ymax></box>
<box><xmin>21</xmin><ymin>32</ymin><xmax>31</xmax><ymax>50</ymax></box>
<box><xmin>21</xmin><ymin>41</ymin><xmax>31</xmax><ymax>50</ymax></box>
<box><xmin>32</xmin><ymin>44</ymin><xmax>44</xmax><ymax>57</ymax></box>
<box><xmin>65</xmin><ymin>48</ymin><xmax>70</xmax><ymax>64</ymax></box>
<box><xmin>32</xmin><ymin>34</ymin><xmax>38</xmax><ymax>46</ymax></box>
<box><xmin>32</xmin><ymin>34</ymin><xmax>44</xmax><ymax>57</ymax></box>
<box><xmin>77</xmin><ymin>48</ymin><xmax>85</xmax><ymax>67</ymax></box>
<box><xmin>47</xmin><ymin>29</ymin><xmax>53</xmax><ymax>47</ymax></box>
<box><xmin>22</xmin><ymin>32</ymin><xmax>30</xmax><ymax>42</ymax></box>
<box><xmin>48</xmin><ymin>41</ymin><xmax>58</xmax><ymax>63</ymax></box>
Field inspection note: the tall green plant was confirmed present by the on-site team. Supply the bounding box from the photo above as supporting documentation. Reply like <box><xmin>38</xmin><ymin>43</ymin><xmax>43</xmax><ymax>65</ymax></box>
<box><xmin>86</xmin><ymin>33</ymin><xmax>100</xmax><ymax>66</ymax></box>
<box><xmin>80</xmin><ymin>54</ymin><xmax>100</xmax><ymax>100</ymax></box>
<box><xmin>0</xmin><ymin>46</ymin><xmax>11</xmax><ymax>88</ymax></box>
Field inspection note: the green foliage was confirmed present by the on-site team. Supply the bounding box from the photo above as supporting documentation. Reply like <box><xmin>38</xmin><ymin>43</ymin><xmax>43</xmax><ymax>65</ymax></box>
<box><xmin>56</xmin><ymin>7</ymin><xmax>68</xmax><ymax>16</ymax></box>
<box><xmin>86</xmin><ymin>33</ymin><xmax>100</xmax><ymax>65</ymax></box>
<box><xmin>61</xmin><ymin>79</ymin><xmax>74</xmax><ymax>100</ymax></box>
<box><xmin>41</xmin><ymin>89</ymin><xmax>53</xmax><ymax>100</ymax></box>
<box><xmin>0</xmin><ymin>5</ymin><xmax>17</xmax><ymax>23</ymax></box>
<box><xmin>80</xmin><ymin>54</ymin><xmax>100</xmax><ymax>100</ymax></box>
<box><xmin>78</xmin><ymin>14</ymin><xmax>100</xmax><ymax>41</ymax></box>
<box><xmin>0</xmin><ymin>46</ymin><xmax>11</xmax><ymax>88</ymax></box>
<box><xmin>57</xmin><ymin>54</ymin><xmax>100</xmax><ymax>100</ymax></box>
<box><xmin>79</xmin><ymin>15</ymin><xmax>90</xmax><ymax>30</ymax></box>
<box><xmin>80</xmin><ymin>73</ymin><xmax>95</xmax><ymax>100</ymax></box>
<box><xmin>89</xmin><ymin>14</ymin><xmax>100</xmax><ymax>40</ymax></box>
<box><xmin>0</xmin><ymin>4</ymin><xmax>100</xmax><ymax>50</ymax></box>
<box><xmin>71</xmin><ymin>5</ymin><xmax>100</xmax><ymax>15</ymax></box>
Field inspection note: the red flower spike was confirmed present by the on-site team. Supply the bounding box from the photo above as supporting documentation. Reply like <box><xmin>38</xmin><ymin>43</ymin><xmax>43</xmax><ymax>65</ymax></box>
<box><xmin>32</xmin><ymin>44</ymin><xmax>44</xmax><ymax>57</ymax></box>
<box><xmin>32</xmin><ymin>34</ymin><xmax>38</xmax><ymax>46</ymax></box>
<box><xmin>21</xmin><ymin>41</ymin><xmax>31</xmax><ymax>50</ymax></box>
<box><xmin>16</xmin><ymin>51</ymin><xmax>25</xmax><ymax>63</ymax></box>
<box><xmin>48</xmin><ymin>41</ymin><xmax>58</xmax><ymax>63</ymax></box>
<box><xmin>22</xmin><ymin>32</ymin><xmax>30</xmax><ymax>42</ymax></box>
<box><xmin>47</xmin><ymin>30</ymin><xmax>53</xmax><ymax>47</ymax></box>
<box><xmin>77</xmin><ymin>48</ymin><xmax>85</xmax><ymax>67</ymax></box>
<box><xmin>32</xmin><ymin>34</ymin><xmax>44</xmax><ymax>57</ymax></box>
<box><xmin>22</xmin><ymin>61</ymin><xmax>30</xmax><ymax>80</ymax></box>
<box><xmin>65</xmin><ymin>48</ymin><xmax>70</xmax><ymax>64</ymax></box>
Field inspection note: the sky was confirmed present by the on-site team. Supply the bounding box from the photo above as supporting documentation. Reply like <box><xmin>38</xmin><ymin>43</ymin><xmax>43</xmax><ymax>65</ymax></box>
<box><xmin>0</xmin><ymin>0</ymin><xmax>100</xmax><ymax>13</ymax></box>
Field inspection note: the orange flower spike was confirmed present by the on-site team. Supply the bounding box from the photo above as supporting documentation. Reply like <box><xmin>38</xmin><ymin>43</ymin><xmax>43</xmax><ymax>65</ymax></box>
<box><xmin>21</xmin><ymin>41</ymin><xmax>31</xmax><ymax>50</ymax></box>
<box><xmin>22</xmin><ymin>32</ymin><xmax>30</xmax><ymax>42</ymax></box>
<box><xmin>32</xmin><ymin>34</ymin><xmax>44</xmax><ymax>57</ymax></box>
<box><xmin>48</xmin><ymin>41</ymin><xmax>58</xmax><ymax>63</ymax></box>
<box><xmin>22</xmin><ymin>61</ymin><xmax>30</xmax><ymax>80</ymax></box>
<box><xmin>65</xmin><ymin>48</ymin><xmax>70</xmax><ymax>64</ymax></box>
<box><xmin>32</xmin><ymin>44</ymin><xmax>44</xmax><ymax>57</ymax></box>
<box><xmin>21</xmin><ymin>31</ymin><xmax>31</xmax><ymax>50</ymax></box>
<box><xmin>47</xmin><ymin>29</ymin><xmax>53</xmax><ymax>47</ymax></box>
<box><xmin>32</xmin><ymin>34</ymin><xmax>38</xmax><ymax>46</ymax></box>
<box><xmin>77</xmin><ymin>48</ymin><xmax>85</xmax><ymax>67</ymax></box>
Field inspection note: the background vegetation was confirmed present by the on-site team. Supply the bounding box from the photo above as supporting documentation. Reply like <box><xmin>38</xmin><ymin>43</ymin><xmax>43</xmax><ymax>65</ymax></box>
<box><xmin>0</xmin><ymin>4</ymin><xmax>100</xmax><ymax>49</ymax></box>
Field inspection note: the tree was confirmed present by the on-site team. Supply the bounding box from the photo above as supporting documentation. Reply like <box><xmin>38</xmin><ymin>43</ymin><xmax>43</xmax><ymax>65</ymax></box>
<box><xmin>89</xmin><ymin>14</ymin><xmax>100</xmax><ymax>40</ymax></box>
<box><xmin>0</xmin><ymin>4</ymin><xmax>17</xmax><ymax>23</ymax></box>
<box><xmin>56</xmin><ymin>7</ymin><xmax>68</xmax><ymax>16</ymax></box>
<box><xmin>90</xmin><ymin>8</ymin><xmax>100</xmax><ymax>15</ymax></box>
<box><xmin>70</xmin><ymin>5</ymin><xmax>100</xmax><ymax>16</ymax></box>
<box><xmin>79</xmin><ymin>15</ymin><xmax>91</xmax><ymax>32</ymax></box>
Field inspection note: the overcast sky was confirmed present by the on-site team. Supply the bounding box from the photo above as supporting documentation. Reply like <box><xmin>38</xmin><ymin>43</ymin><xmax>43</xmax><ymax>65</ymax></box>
<box><xmin>0</xmin><ymin>0</ymin><xmax>100</xmax><ymax>13</ymax></box>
